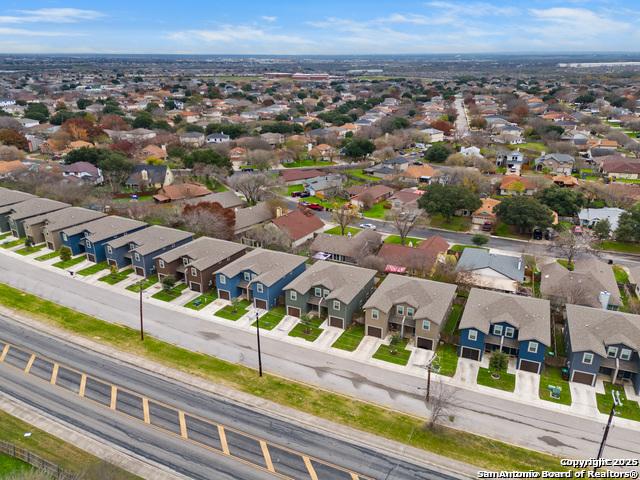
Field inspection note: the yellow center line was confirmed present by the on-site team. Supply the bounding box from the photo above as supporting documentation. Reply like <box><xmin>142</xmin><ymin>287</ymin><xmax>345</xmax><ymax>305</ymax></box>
<box><xmin>110</xmin><ymin>385</ymin><xmax>117</xmax><ymax>410</ymax></box>
<box><xmin>0</xmin><ymin>344</ymin><xmax>9</xmax><ymax>362</ymax></box>
<box><xmin>50</xmin><ymin>363</ymin><xmax>59</xmax><ymax>385</ymax></box>
<box><xmin>178</xmin><ymin>411</ymin><xmax>188</xmax><ymax>439</ymax></box>
<box><xmin>24</xmin><ymin>353</ymin><xmax>36</xmax><ymax>374</ymax></box>
<box><xmin>303</xmin><ymin>456</ymin><xmax>318</xmax><ymax>480</ymax></box>
<box><xmin>218</xmin><ymin>425</ymin><xmax>230</xmax><ymax>455</ymax></box>
<box><xmin>350</xmin><ymin>473</ymin><xmax>360</xmax><ymax>480</ymax></box>
<box><xmin>78</xmin><ymin>374</ymin><xmax>87</xmax><ymax>397</ymax></box>
<box><xmin>142</xmin><ymin>398</ymin><xmax>150</xmax><ymax>424</ymax></box>
<box><xmin>260</xmin><ymin>441</ymin><xmax>275</xmax><ymax>472</ymax></box>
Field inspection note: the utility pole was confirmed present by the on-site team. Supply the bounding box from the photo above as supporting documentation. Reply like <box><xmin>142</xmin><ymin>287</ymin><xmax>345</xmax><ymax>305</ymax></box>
<box><xmin>139</xmin><ymin>280</ymin><xmax>144</xmax><ymax>341</ymax></box>
<box><xmin>425</xmin><ymin>353</ymin><xmax>438</xmax><ymax>402</ymax></box>
<box><xmin>255</xmin><ymin>310</ymin><xmax>263</xmax><ymax>377</ymax></box>
<box><xmin>594</xmin><ymin>389</ymin><xmax>622</xmax><ymax>472</ymax></box>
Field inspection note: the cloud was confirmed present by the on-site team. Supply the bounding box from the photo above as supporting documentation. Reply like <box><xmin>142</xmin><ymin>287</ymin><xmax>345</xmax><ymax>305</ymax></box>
<box><xmin>261</xmin><ymin>16</ymin><xmax>277</xmax><ymax>22</ymax></box>
<box><xmin>0</xmin><ymin>8</ymin><xmax>104</xmax><ymax>24</ymax></box>
<box><xmin>425</xmin><ymin>1</ymin><xmax>518</xmax><ymax>17</ymax></box>
<box><xmin>0</xmin><ymin>27</ymin><xmax>85</xmax><ymax>37</ymax></box>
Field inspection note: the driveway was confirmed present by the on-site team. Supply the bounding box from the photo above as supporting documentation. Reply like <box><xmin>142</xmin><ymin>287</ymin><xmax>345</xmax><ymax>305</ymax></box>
<box><xmin>515</xmin><ymin>371</ymin><xmax>539</xmax><ymax>401</ymax></box>
<box><xmin>570</xmin><ymin>382</ymin><xmax>599</xmax><ymax>416</ymax></box>
<box><xmin>454</xmin><ymin>358</ymin><xmax>479</xmax><ymax>385</ymax></box>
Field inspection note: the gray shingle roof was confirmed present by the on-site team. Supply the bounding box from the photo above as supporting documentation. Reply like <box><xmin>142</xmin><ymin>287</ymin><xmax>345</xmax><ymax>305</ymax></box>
<box><xmin>566</xmin><ymin>304</ymin><xmax>640</xmax><ymax>355</ymax></box>
<box><xmin>185</xmin><ymin>190</ymin><xmax>245</xmax><ymax>209</ymax></box>
<box><xmin>106</xmin><ymin>225</ymin><xmax>192</xmax><ymax>256</ymax></box>
<box><xmin>62</xmin><ymin>215</ymin><xmax>147</xmax><ymax>242</ymax></box>
<box><xmin>217</xmin><ymin>248</ymin><xmax>306</xmax><ymax>287</ymax></box>
<box><xmin>23</xmin><ymin>207</ymin><xmax>105</xmax><ymax>232</ymax></box>
<box><xmin>0</xmin><ymin>187</ymin><xmax>35</xmax><ymax>207</ymax></box>
<box><xmin>284</xmin><ymin>261</ymin><xmax>376</xmax><ymax>304</ymax></box>
<box><xmin>363</xmin><ymin>274</ymin><xmax>457</xmax><ymax>324</ymax></box>
<box><xmin>234</xmin><ymin>202</ymin><xmax>275</xmax><ymax>233</ymax></box>
<box><xmin>456</xmin><ymin>249</ymin><xmax>525</xmax><ymax>282</ymax></box>
<box><xmin>310</xmin><ymin>229</ymin><xmax>382</xmax><ymax>259</ymax></box>
<box><xmin>459</xmin><ymin>288</ymin><xmax>551</xmax><ymax>345</ymax></box>
<box><xmin>7</xmin><ymin>198</ymin><xmax>70</xmax><ymax>221</ymax></box>
<box><xmin>155</xmin><ymin>237</ymin><xmax>246</xmax><ymax>270</ymax></box>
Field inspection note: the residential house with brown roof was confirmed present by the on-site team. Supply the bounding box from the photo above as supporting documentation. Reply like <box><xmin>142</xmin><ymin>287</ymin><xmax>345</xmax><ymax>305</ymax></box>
<box><xmin>280</xmin><ymin>168</ymin><xmax>325</xmax><ymax>185</ymax></box>
<box><xmin>271</xmin><ymin>209</ymin><xmax>325</xmax><ymax>247</ymax></box>
<box><xmin>310</xmin><ymin>229</ymin><xmax>382</xmax><ymax>265</ymax></box>
<box><xmin>396</xmin><ymin>164</ymin><xmax>437</xmax><ymax>185</ymax></box>
<box><xmin>0</xmin><ymin>160</ymin><xmax>28</xmax><ymax>179</ymax></box>
<box><xmin>153</xmin><ymin>182</ymin><xmax>211</xmax><ymax>203</ymax></box>
<box><xmin>349</xmin><ymin>185</ymin><xmax>395</xmax><ymax>208</ymax></box>
<box><xmin>600</xmin><ymin>157</ymin><xmax>640</xmax><ymax>181</ymax></box>
<box><xmin>472</xmin><ymin>198</ymin><xmax>500</xmax><ymax>229</ymax></box>
<box><xmin>499</xmin><ymin>175</ymin><xmax>538</xmax><ymax>196</ymax></box>
<box><xmin>377</xmin><ymin>235</ymin><xmax>449</xmax><ymax>276</ymax></box>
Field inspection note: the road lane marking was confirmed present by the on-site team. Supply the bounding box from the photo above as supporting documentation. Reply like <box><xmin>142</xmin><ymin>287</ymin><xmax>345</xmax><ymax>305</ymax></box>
<box><xmin>110</xmin><ymin>386</ymin><xmax>117</xmax><ymax>410</ymax></box>
<box><xmin>78</xmin><ymin>374</ymin><xmax>87</xmax><ymax>398</ymax></box>
<box><xmin>303</xmin><ymin>456</ymin><xmax>318</xmax><ymax>480</ymax></box>
<box><xmin>218</xmin><ymin>425</ymin><xmax>230</xmax><ymax>455</ymax></box>
<box><xmin>178</xmin><ymin>411</ymin><xmax>187</xmax><ymax>439</ymax></box>
<box><xmin>351</xmin><ymin>474</ymin><xmax>360</xmax><ymax>480</ymax></box>
<box><xmin>0</xmin><ymin>344</ymin><xmax>9</xmax><ymax>362</ymax></box>
<box><xmin>24</xmin><ymin>353</ymin><xmax>36</xmax><ymax>374</ymax></box>
<box><xmin>260</xmin><ymin>440</ymin><xmax>275</xmax><ymax>472</ymax></box>
<box><xmin>142</xmin><ymin>398</ymin><xmax>150</xmax><ymax>424</ymax></box>
<box><xmin>50</xmin><ymin>363</ymin><xmax>58</xmax><ymax>385</ymax></box>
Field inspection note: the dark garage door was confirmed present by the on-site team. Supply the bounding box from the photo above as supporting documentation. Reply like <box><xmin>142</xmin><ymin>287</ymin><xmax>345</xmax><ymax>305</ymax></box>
<box><xmin>416</xmin><ymin>337</ymin><xmax>433</xmax><ymax>350</ymax></box>
<box><xmin>329</xmin><ymin>317</ymin><xmax>344</xmax><ymax>328</ymax></box>
<box><xmin>460</xmin><ymin>347</ymin><xmax>480</xmax><ymax>361</ymax></box>
<box><xmin>519</xmin><ymin>359</ymin><xmax>540</xmax><ymax>374</ymax></box>
<box><xmin>135</xmin><ymin>267</ymin><xmax>145</xmax><ymax>277</ymax></box>
<box><xmin>219</xmin><ymin>290</ymin><xmax>230</xmax><ymax>301</ymax></box>
<box><xmin>189</xmin><ymin>282</ymin><xmax>202</xmax><ymax>292</ymax></box>
<box><xmin>572</xmin><ymin>371</ymin><xmax>595</xmax><ymax>386</ymax></box>
<box><xmin>367</xmin><ymin>326</ymin><xmax>382</xmax><ymax>338</ymax></box>
<box><xmin>107</xmin><ymin>259</ymin><xmax>118</xmax><ymax>268</ymax></box>
<box><xmin>87</xmin><ymin>254</ymin><xmax>96</xmax><ymax>263</ymax></box>
<box><xmin>254</xmin><ymin>299</ymin><xmax>268</xmax><ymax>310</ymax></box>
<box><xmin>287</xmin><ymin>306</ymin><xmax>301</xmax><ymax>318</ymax></box>
<box><xmin>47</xmin><ymin>242</ymin><xmax>54</xmax><ymax>250</ymax></box>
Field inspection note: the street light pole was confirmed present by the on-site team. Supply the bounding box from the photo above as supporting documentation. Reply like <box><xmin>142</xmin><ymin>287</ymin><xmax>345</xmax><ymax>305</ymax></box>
<box><xmin>255</xmin><ymin>310</ymin><xmax>263</xmax><ymax>377</ymax></box>
<box><xmin>139</xmin><ymin>281</ymin><xmax>144</xmax><ymax>341</ymax></box>
<box><xmin>593</xmin><ymin>390</ymin><xmax>622</xmax><ymax>472</ymax></box>
<box><xmin>425</xmin><ymin>353</ymin><xmax>438</xmax><ymax>403</ymax></box>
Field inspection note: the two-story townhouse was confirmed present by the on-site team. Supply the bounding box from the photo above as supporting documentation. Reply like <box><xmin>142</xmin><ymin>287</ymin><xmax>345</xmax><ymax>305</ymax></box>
<box><xmin>61</xmin><ymin>216</ymin><xmax>148</xmax><ymax>261</ymax></box>
<box><xmin>0</xmin><ymin>188</ymin><xmax>35</xmax><ymax>232</ymax></box>
<box><xmin>565</xmin><ymin>304</ymin><xmax>640</xmax><ymax>393</ymax></box>
<box><xmin>22</xmin><ymin>207</ymin><xmax>105</xmax><ymax>251</ymax></box>
<box><xmin>363</xmin><ymin>274</ymin><xmax>457</xmax><ymax>349</ymax></box>
<box><xmin>154</xmin><ymin>237</ymin><xmax>247</xmax><ymax>293</ymax></box>
<box><xmin>3</xmin><ymin>198</ymin><xmax>70</xmax><ymax>238</ymax></box>
<box><xmin>458</xmin><ymin>289</ymin><xmax>551</xmax><ymax>373</ymax></box>
<box><xmin>283</xmin><ymin>261</ymin><xmax>376</xmax><ymax>329</ymax></box>
<box><xmin>104</xmin><ymin>226</ymin><xmax>193</xmax><ymax>277</ymax></box>
<box><xmin>215</xmin><ymin>249</ymin><xmax>307</xmax><ymax>310</ymax></box>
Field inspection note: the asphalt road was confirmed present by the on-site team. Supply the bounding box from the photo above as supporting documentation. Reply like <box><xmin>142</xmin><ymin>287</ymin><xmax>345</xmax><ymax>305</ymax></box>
<box><xmin>0</xmin><ymin>252</ymin><xmax>639</xmax><ymax>465</ymax></box>
<box><xmin>0</xmin><ymin>316</ymin><xmax>461</xmax><ymax>480</ymax></box>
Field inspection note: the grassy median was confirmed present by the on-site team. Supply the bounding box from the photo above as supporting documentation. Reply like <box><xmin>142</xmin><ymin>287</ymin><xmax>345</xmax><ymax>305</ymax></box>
<box><xmin>0</xmin><ymin>282</ymin><xmax>567</xmax><ymax>472</ymax></box>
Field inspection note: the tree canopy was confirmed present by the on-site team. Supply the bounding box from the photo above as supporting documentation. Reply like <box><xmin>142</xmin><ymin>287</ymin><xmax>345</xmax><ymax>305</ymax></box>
<box><xmin>417</xmin><ymin>183</ymin><xmax>481</xmax><ymax>220</ymax></box>
<box><xmin>615</xmin><ymin>205</ymin><xmax>640</xmax><ymax>243</ymax></box>
<box><xmin>342</xmin><ymin>137</ymin><xmax>375</xmax><ymax>160</ymax></box>
<box><xmin>495</xmin><ymin>196</ymin><xmax>554</xmax><ymax>233</ymax></box>
<box><xmin>183</xmin><ymin>149</ymin><xmax>231</xmax><ymax>169</ymax></box>
<box><xmin>423</xmin><ymin>143</ymin><xmax>450</xmax><ymax>163</ymax></box>
<box><xmin>24</xmin><ymin>103</ymin><xmax>49</xmax><ymax>123</ymax></box>
<box><xmin>538</xmin><ymin>186</ymin><xmax>585</xmax><ymax>217</ymax></box>
<box><xmin>0</xmin><ymin>129</ymin><xmax>28</xmax><ymax>150</ymax></box>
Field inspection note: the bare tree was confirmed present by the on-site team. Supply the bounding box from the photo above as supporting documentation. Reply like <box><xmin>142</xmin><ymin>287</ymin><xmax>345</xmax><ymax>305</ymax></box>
<box><xmin>331</xmin><ymin>204</ymin><xmax>359</xmax><ymax>236</ymax></box>
<box><xmin>386</xmin><ymin>209</ymin><xmax>425</xmax><ymax>245</ymax></box>
<box><xmin>0</xmin><ymin>145</ymin><xmax>25</xmax><ymax>161</ymax></box>
<box><xmin>181</xmin><ymin>202</ymin><xmax>236</xmax><ymax>240</ymax></box>
<box><xmin>245</xmin><ymin>149</ymin><xmax>278</xmax><ymax>170</ymax></box>
<box><xmin>227</xmin><ymin>172</ymin><xmax>277</xmax><ymax>205</ymax></box>
<box><xmin>553</xmin><ymin>230</ymin><xmax>585</xmax><ymax>267</ymax></box>
<box><xmin>425</xmin><ymin>381</ymin><xmax>460</xmax><ymax>431</ymax></box>
<box><xmin>554</xmin><ymin>278</ymin><xmax>594</xmax><ymax>307</ymax></box>
<box><xmin>242</xmin><ymin>223</ymin><xmax>292</xmax><ymax>251</ymax></box>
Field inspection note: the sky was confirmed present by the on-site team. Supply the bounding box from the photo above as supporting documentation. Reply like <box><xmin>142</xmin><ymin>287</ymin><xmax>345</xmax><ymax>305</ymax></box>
<box><xmin>0</xmin><ymin>1</ymin><xmax>639</xmax><ymax>55</ymax></box>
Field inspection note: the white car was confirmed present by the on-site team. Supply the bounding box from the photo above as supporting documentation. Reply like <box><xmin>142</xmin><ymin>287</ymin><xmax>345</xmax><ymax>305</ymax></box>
<box><xmin>359</xmin><ymin>223</ymin><xmax>376</xmax><ymax>230</ymax></box>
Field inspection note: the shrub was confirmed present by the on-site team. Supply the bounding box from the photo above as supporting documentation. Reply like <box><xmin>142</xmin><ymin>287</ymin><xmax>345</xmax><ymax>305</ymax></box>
<box><xmin>59</xmin><ymin>246</ymin><xmax>72</xmax><ymax>261</ymax></box>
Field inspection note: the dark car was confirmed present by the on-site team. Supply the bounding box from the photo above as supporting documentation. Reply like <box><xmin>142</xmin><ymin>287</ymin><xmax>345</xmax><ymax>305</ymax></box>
<box><xmin>299</xmin><ymin>191</ymin><xmax>311</xmax><ymax>198</ymax></box>
<box><xmin>481</xmin><ymin>222</ymin><xmax>492</xmax><ymax>232</ymax></box>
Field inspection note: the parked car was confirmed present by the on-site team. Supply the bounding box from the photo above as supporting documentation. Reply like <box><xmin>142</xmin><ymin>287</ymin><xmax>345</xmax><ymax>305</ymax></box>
<box><xmin>307</xmin><ymin>203</ymin><xmax>324</xmax><ymax>211</ymax></box>
<box><xmin>481</xmin><ymin>222</ymin><xmax>492</xmax><ymax>232</ymax></box>
<box><xmin>292</xmin><ymin>190</ymin><xmax>310</xmax><ymax>198</ymax></box>
<box><xmin>359</xmin><ymin>223</ymin><xmax>376</xmax><ymax>230</ymax></box>
<box><xmin>573</xmin><ymin>225</ymin><xmax>583</xmax><ymax>235</ymax></box>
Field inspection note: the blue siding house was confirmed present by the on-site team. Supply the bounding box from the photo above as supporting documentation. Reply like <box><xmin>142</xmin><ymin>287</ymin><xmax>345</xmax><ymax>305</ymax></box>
<box><xmin>61</xmin><ymin>216</ymin><xmax>148</xmax><ymax>262</ymax></box>
<box><xmin>458</xmin><ymin>289</ymin><xmax>551</xmax><ymax>374</ymax></box>
<box><xmin>104</xmin><ymin>225</ymin><xmax>192</xmax><ymax>277</ymax></box>
<box><xmin>215</xmin><ymin>248</ymin><xmax>307</xmax><ymax>310</ymax></box>
<box><xmin>565</xmin><ymin>304</ymin><xmax>640</xmax><ymax>393</ymax></box>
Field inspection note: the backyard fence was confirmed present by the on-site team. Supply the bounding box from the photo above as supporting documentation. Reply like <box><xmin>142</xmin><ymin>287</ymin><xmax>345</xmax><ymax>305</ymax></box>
<box><xmin>0</xmin><ymin>440</ymin><xmax>79</xmax><ymax>480</ymax></box>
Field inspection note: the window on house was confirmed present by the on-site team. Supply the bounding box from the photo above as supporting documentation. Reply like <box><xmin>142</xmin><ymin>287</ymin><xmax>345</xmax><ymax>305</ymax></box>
<box><xmin>323</xmin><ymin>289</ymin><xmax>330</xmax><ymax>298</ymax></box>
<box><xmin>422</xmin><ymin>320</ymin><xmax>430</xmax><ymax>331</ymax></box>
<box><xmin>183</xmin><ymin>257</ymin><xmax>190</xmax><ymax>266</ymax></box>
<box><xmin>582</xmin><ymin>352</ymin><xmax>594</xmax><ymax>365</ymax></box>
<box><xmin>314</xmin><ymin>287</ymin><xmax>322</xmax><ymax>297</ymax></box>
<box><xmin>607</xmin><ymin>346</ymin><xmax>618</xmax><ymax>358</ymax></box>
<box><xmin>493</xmin><ymin>325</ymin><xmax>503</xmax><ymax>336</ymax></box>
<box><xmin>219</xmin><ymin>275</ymin><xmax>226</xmax><ymax>285</ymax></box>
<box><xmin>134</xmin><ymin>253</ymin><xmax>140</xmax><ymax>262</ymax></box>
<box><xmin>62</xmin><ymin>233</ymin><xmax>67</xmax><ymax>241</ymax></box>
<box><xmin>106</xmin><ymin>245</ymin><xmax>112</xmax><ymax>254</ymax></box>
<box><xmin>191</xmin><ymin>267</ymin><xmax>197</xmax><ymax>277</ymax></box>
<box><xmin>406</xmin><ymin>307</ymin><xmax>415</xmax><ymax>317</ymax></box>
<box><xmin>504</xmin><ymin>327</ymin><xmax>515</xmax><ymax>338</ymax></box>
<box><xmin>528</xmin><ymin>342</ymin><xmax>538</xmax><ymax>354</ymax></box>
<box><xmin>333</xmin><ymin>300</ymin><xmax>340</xmax><ymax>310</ymax></box>
<box><xmin>256</xmin><ymin>283</ymin><xmax>264</xmax><ymax>293</ymax></box>
<box><xmin>290</xmin><ymin>291</ymin><xmax>297</xmax><ymax>301</ymax></box>
<box><xmin>129</xmin><ymin>243</ymin><xmax>135</xmax><ymax>251</ymax></box>
<box><xmin>620</xmin><ymin>349</ymin><xmax>632</xmax><ymax>361</ymax></box>
<box><xmin>86</xmin><ymin>240</ymin><xmax>91</xmax><ymax>248</ymax></box>
<box><xmin>158</xmin><ymin>260</ymin><xmax>165</xmax><ymax>269</ymax></box>
<box><xmin>396</xmin><ymin>305</ymin><xmax>405</xmax><ymax>315</ymax></box>
<box><xmin>371</xmin><ymin>309</ymin><xmax>379</xmax><ymax>320</ymax></box>
<box><xmin>243</xmin><ymin>272</ymin><xmax>251</xmax><ymax>281</ymax></box>
<box><xmin>468</xmin><ymin>330</ymin><xmax>478</xmax><ymax>341</ymax></box>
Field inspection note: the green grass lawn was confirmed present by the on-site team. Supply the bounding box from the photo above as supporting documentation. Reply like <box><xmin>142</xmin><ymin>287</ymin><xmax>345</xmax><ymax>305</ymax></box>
<box><xmin>494</xmin><ymin>222</ymin><xmax>530</xmax><ymax>240</ymax></box>
<box><xmin>35</xmin><ymin>250</ymin><xmax>61</xmax><ymax>261</ymax></box>
<box><xmin>0</xmin><ymin>232</ymin><xmax>10</xmax><ymax>241</ymax></box>
<box><xmin>449</xmin><ymin>244</ymin><xmax>487</xmax><ymax>254</ymax></box>
<box><xmin>324</xmin><ymin>225</ymin><xmax>362</xmax><ymax>236</ymax></box>
<box><xmin>215</xmin><ymin>299</ymin><xmax>251</xmax><ymax>320</ymax></box>
<box><xmin>76</xmin><ymin>261</ymin><xmax>109</xmax><ymax>276</ymax></box>
<box><xmin>126</xmin><ymin>275</ymin><xmax>159</xmax><ymax>292</ymax></box>
<box><xmin>151</xmin><ymin>283</ymin><xmax>188</xmax><ymax>302</ymax></box>
<box><xmin>331</xmin><ymin>323</ymin><xmax>365</xmax><ymax>351</ymax></box>
<box><xmin>556</xmin><ymin>259</ymin><xmax>574</xmax><ymax>271</ymax></box>
<box><xmin>443</xmin><ymin>304</ymin><xmax>463</xmax><ymax>335</ymax></box>
<box><xmin>15</xmin><ymin>244</ymin><xmax>45</xmax><ymax>256</ymax></box>
<box><xmin>0</xmin><ymin>453</ymin><xmax>31</xmax><ymax>476</ymax></box>
<box><xmin>252</xmin><ymin>306</ymin><xmax>286</xmax><ymax>330</ymax></box>
<box><xmin>539</xmin><ymin>366</ymin><xmax>572</xmax><ymax>406</ymax></box>
<box><xmin>184</xmin><ymin>291</ymin><xmax>218</xmax><ymax>310</ymax></box>
<box><xmin>283</xmin><ymin>159</ymin><xmax>334</xmax><ymax>168</ymax></box>
<box><xmin>52</xmin><ymin>255</ymin><xmax>86</xmax><ymax>269</ymax></box>
<box><xmin>344</xmin><ymin>169</ymin><xmax>380</xmax><ymax>182</ymax></box>
<box><xmin>288</xmin><ymin>316</ymin><xmax>325</xmax><ymax>342</ymax></box>
<box><xmin>98</xmin><ymin>268</ymin><xmax>134</xmax><ymax>285</ymax></box>
<box><xmin>598</xmin><ymin>241</ymin><xmax>640</xmax><ymax>254</ymax></box>
<box><xmin>362</xmin><ymin>202</ymin><xmax>388</xmax><ymax>219</ymax></box>
<box><xmin>112</xmin><ymin>194</ymin><xmax>154</xmax><ymax>203</ymax></box>
<box><xmin>434</xmin><ymin>344</ymin><xmax>459</xmax><ymax>377</ymax></box>
<box><xmin>613</xmin><ymin>265</ymin><xmax>629</xmax><ymax>284</ymax></box>
<box><xmin>596</xmin><ymin>382</ymin><xmax>640</xmax><ymax>422</ymax></box>
<box><xmin>477</xmin><ymin>367</ymin><xmax>516</xmax><ymax>392</ymax></box>
<box><xmin>1</xmin><ymin>238</ymin><xmax>25</xmax><ymax>249</ymax></box>
<box><xmin>383</xmin><ymin>235</ymin><xmax>422</xmax><ymax>246</ymax></box>
<box><xmin>373</xmin><ymin>338</ymin><xmax>412</xmax><ymax>366</ymax></box>
<box><xmin>287</xmin><ymin>184</ymin><xmax>304</xmax><ymax>196</ymax></box>
<box><xmin>0</xmin><ymin>282</ymin><xmax>568</xmax><ymax>472</ymax></box>
<box><xmin>510</xmin><ymin>142</ymin><xmax>546</xmax><ymax>153</ymax></box>
<box><xmin>303</xmin><ymin>195</ymin><xmax>343</xmax><ymax>209</ymax></box>
<box><xmin>429</xmin><ymin>214</ymin><xmax>470</xmax><ymax>232</ymax></box>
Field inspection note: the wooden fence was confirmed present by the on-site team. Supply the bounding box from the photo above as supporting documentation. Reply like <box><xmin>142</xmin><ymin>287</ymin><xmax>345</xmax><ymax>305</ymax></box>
<box><xmin>0</xmin><ymin>440</ymin><xmax>79</xmax><ymax>480</ymax></box>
